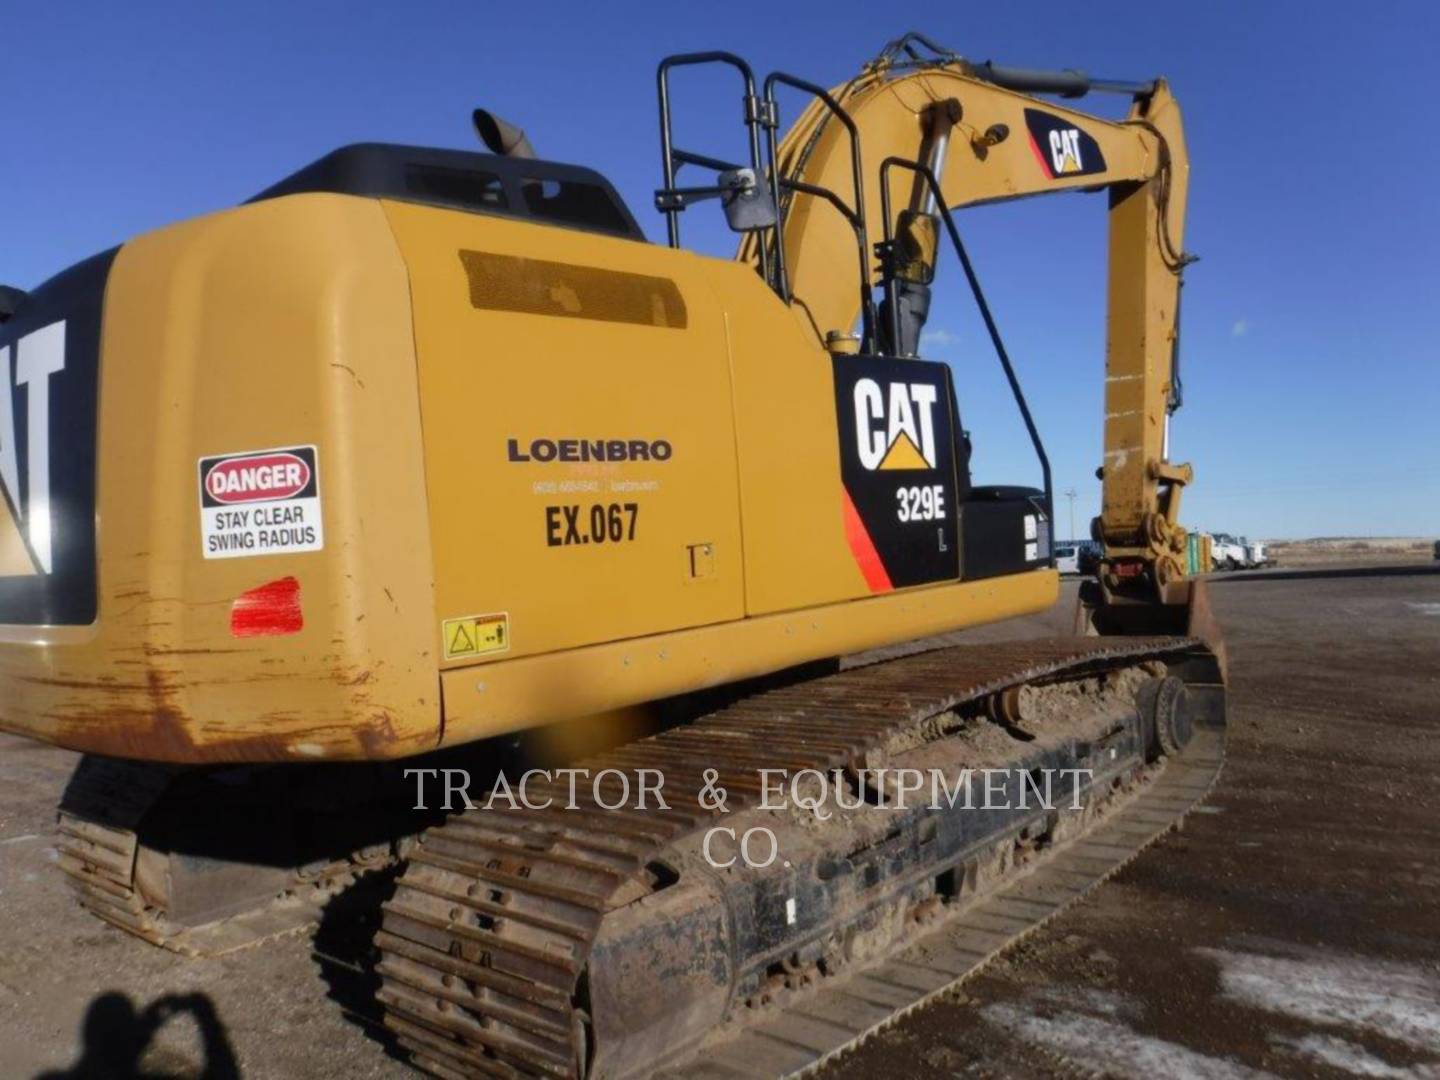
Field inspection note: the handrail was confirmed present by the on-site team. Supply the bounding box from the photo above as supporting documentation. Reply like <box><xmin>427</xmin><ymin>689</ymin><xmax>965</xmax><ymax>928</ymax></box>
<box><xmin>762</xmin><ymin>71</ymin><xmax>878</xmax><ymax>353</ymax></box>
<box><xmin>656</xmin><ymin>52</ymin><xmax>772</xmax><ymax>285</ymax></box>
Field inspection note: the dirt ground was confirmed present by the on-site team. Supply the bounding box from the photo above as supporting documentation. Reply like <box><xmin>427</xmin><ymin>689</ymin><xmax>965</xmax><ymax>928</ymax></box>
<box><xmin>827</xmin><ymin>563</ymin><xmax>1440</xmax><ymax>1079</ymax></box>
<box><xmin>2</xmin><ymin>563</ymin><xmax>1438</xmax><ymax>1078</ymax></box>
<box><xmin>1264</xmin><ymin>537</ymin><xmax>1433</xmax><ymax>568</ymax></box>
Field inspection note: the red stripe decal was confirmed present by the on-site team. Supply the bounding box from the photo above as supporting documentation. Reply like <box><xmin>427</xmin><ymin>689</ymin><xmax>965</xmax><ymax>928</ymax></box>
<box><xmin>841</xmin><ymin>487</ymin><xmax>893</xmax><ymax>593</ymax></box>
<box><xmin>231</xmin><ymin>576</ymin><xmax>304</xmax><ymax>637</ymax></box>
<box><xmin>1027</xmin><ymin>132</ymin><xmax>1054</xmax><ymax>178</ymax></box>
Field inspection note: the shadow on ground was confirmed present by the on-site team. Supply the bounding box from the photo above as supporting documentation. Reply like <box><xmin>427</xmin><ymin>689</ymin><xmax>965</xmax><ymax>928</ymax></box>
<box><xmin>36</xmin><ymin>990</ymin><xmax>239</xmax><ymax>1079</ymax></box>
<box><xmin>311</xmin><ymin>866</ymin><xmax>407</xmax><ymax>1066</ymax></box>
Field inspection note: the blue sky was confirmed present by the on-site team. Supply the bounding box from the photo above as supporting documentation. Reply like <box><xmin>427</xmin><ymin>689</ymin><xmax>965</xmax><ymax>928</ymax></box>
<box><xmin>3</xmin><ymin>1</ymin><xmax>1436</xmax><ymax>539</ymax></box>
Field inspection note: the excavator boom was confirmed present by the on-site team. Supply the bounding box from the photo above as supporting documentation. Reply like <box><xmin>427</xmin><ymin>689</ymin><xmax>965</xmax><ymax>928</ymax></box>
<box><xmin>736</xmin><ymin>37</ymin><xmax>1196</xmax><ymax>598</ymax></box>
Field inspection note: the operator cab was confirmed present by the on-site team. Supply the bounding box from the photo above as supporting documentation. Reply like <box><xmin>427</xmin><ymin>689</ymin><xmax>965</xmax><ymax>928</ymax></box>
<box><xmin>252</xmin><ymin>143</ymin><xmax>645</xmax><ymax>241</ymax></box>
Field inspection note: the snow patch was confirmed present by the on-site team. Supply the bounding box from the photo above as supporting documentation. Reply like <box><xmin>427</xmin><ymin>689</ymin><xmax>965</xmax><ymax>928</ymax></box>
<box><xmin>1271</xmin><ymin>1033</ymin><xmax>1435</xmax><ymax>1078</ymax></box>
<box><xmin>1197</xmin><ymin>946</ymin><xmax>1440</xmax><ymax>1053</ymax></box>
<box><xmin>1030</xmin><ymin>985</ymin><xmax>1136</xmax><ymax>1020</ymax></box>
<box><xmin>981</xmin><ymin>1002</ymin><xmax>1272</xmax><ymax>1079</ymax></box>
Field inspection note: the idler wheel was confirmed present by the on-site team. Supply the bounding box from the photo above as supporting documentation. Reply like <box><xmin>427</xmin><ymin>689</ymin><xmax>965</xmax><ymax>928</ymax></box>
<box><xmin>1136</xmin><ymin>675</ymin><xmax>1193</xmax><ymax>760</ymax></box>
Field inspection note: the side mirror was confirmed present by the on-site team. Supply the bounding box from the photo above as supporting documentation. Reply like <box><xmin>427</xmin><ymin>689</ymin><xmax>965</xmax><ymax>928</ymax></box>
<box><xmin>719</xmin><ymin>168</ymin><xmax>778</xmax><ymax>233</ymax></box>
<box><xmin>0</xmin><ymin>285</ymin><xmax>27</xmax><ymax>324</ymax></box>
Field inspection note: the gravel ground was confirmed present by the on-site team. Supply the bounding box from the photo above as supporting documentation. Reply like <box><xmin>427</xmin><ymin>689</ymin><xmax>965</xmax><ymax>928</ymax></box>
<box><xmin>2</xmin><ymin>564</ymin><xmax>1438</xmax><ymax>1078</ymax></box>
<box><xmin>826</xmin><ymin>564</ymin><xmax>1440</xmax><ymax>1079</ymax></box>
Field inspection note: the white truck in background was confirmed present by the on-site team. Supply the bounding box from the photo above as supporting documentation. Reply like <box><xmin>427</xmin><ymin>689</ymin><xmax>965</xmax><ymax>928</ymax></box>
<box><xmin>1054</xmin><ymin>540</ymin><xmax>1101</xmax><ymax>575</ymax></box>
<box><xmin>1211</xmin><ymin>533</ymin><xmax>1248</xmax><ymax>570</ymax></box>
<box><xmin>1209</xmin><ymin>534</ymin><xmax>1267</xmax><ymax>570</ymax></box>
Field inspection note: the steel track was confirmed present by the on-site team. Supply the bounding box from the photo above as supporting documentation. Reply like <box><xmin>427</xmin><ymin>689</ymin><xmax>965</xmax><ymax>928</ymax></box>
<box><xmin>56</xmin><ymin>758</ymin><xmax>396</xmax><ymax>956</ymax></box>
<box><xmin>375</xmin><ymin>635</ymin><xmax>1221</xmax><ymax>1079</ymax></box>
<box><xmin>660</xmin><ymin>725</ymin><xmax>1224</xmax><ymax>1078</ymax></box>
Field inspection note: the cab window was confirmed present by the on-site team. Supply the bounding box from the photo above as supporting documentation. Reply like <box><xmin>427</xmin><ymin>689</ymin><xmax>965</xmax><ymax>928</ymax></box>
<box><xmin>521</xmin><ymin>177</ymin><xmax>632</xmax><ymax>236</ymax></box>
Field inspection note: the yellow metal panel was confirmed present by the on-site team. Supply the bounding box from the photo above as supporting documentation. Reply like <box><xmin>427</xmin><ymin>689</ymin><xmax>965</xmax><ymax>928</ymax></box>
<box><xmin>441</xmin><ymin>568</ymin><xmax>1059</xmax><ymax>744</ymax></box>
<box><xmin>0</xmin><ymin>193</ymin><xmax>440</xmax><ymax>762</ymax></box>
<box><xmin>0</xmin><ymin>193</ymin><xmax>1065</xmax><ymax>765</ymax></box>
<box><xmin>380</xmin><ymin>203</ymin><xmax>746</xmax><ymax>663</ymax></box>
<box><xmin>700</xmin><ymin>259</ymin><xmax>869</xmax><ymax>613</ymax></box>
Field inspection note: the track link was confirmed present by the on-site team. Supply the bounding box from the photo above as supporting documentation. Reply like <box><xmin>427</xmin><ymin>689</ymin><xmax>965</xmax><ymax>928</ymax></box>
<box><xmin>56</xmin><ymin>757</ymin><xmax>177</xmax><ymax>943</ymax></box>
<box><xmin>663</xmin><ymin>724</ymin><xmax>1224</xmax><ymax>1078</ymax></box>
<box><xmin>376</xmin><ymin>636</ymin><xmax>1223</xmax><ymax>1079</ymax></box>
<box><xmin>57</xmin><ymin>758</ymin><xmax>404</xmax><ymax>955</ymax></box>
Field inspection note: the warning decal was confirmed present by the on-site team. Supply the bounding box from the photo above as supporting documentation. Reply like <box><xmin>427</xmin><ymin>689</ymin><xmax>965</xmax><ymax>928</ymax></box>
<box><xmin>443</xmin><ymin>612</ymin><xmax>510</xmax><ymax>660</ymax></box>
<box><xmin>198</xmin><ymin>445</ymin><xmax>324</xmax><ymax>560</ymax></box>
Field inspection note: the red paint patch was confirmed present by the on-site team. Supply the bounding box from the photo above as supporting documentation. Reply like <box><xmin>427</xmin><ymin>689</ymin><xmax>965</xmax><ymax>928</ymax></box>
<box><xmin>841</xmin><ymin>487</ymin><xmax>893</xmax><ymax>593</ymax></box>
<box><xmin>231</xmin><ymin>576</ymin><xmax>304</xmax><ymax>637</ymax></box>
<box><xmin>1027</xmin><ymin>131</ymin><xmax>1054</xmax><ymax>178</ymax></box>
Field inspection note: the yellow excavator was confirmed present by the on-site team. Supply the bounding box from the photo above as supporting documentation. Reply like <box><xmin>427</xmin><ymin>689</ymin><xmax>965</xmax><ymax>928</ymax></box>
<box><xmin>0</xmin><ymin>32</ymin><xmax>1223</xmax><ymax>1079</ymax></box>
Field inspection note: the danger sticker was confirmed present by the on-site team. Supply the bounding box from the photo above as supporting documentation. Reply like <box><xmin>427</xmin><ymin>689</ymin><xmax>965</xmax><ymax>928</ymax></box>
<box><xmin>443</xmin><ymin>613</ymin><xmax>509</xmax><ymax>660</ymax></box>
<box><xmin>198</xmin><ymin>446</ymin><xmax>324</xmax><ymax>559</ymax></box>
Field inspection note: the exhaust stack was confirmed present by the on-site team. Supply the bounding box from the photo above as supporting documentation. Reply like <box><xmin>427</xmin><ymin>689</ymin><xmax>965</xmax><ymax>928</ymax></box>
<box><xmin>472</xmin><ymin>109</ymin><xmax>536</xmax><ymax>159</ymax></box>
